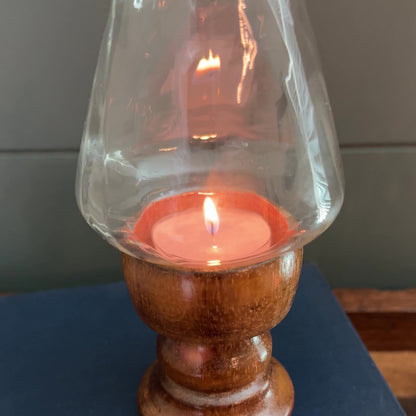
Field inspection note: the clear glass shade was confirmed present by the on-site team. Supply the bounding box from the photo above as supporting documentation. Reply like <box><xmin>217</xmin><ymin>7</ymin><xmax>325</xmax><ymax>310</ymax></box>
<box><xmin>76</xmin><ymin>0</ymin><xmax>344</xmax><ymax>269</ymax></box>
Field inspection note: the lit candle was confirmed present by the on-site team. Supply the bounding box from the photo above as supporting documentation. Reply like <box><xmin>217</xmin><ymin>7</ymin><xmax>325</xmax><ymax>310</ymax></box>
<box><xmin>132</xmin><ymin>191</ymin><xmax>291</xmax><ymax>268</ymax></box>
<box><xmin>195</xmin><ymin>49</ymin><xmax>221</xmax><ymax>78</ymax></box>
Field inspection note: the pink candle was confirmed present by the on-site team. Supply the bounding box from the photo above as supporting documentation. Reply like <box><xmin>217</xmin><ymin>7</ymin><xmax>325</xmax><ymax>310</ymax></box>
<box><xmin>132</xmin><ymin>191</ymin><xmax>290</xmax><ymax>268</ymax></box>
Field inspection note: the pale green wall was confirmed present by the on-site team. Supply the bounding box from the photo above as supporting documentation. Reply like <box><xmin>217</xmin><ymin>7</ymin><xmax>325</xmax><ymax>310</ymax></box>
<box><xmin>0</xmin><ymin>1</ymin><xmax>415</xmax><ymax>290</ymax></box>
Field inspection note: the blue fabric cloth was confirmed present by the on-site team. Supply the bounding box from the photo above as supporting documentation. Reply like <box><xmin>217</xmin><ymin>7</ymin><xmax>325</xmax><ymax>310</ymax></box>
<box><xmin>0</xmin><ymin>264</ymin><xmax>405</xmax><ymax>415</ymax></box>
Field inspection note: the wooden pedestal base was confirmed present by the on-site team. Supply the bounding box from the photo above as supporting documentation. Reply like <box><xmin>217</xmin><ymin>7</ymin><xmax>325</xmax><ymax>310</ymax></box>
<box><xmin>122</xmin><ymin>249</ymin><xmax>302</xmax><ymax>416</ymax></box>
<box><xmin>138</xmin><ymin>357</ymin><xmax>293</xmax><ymax>416</ymax></box>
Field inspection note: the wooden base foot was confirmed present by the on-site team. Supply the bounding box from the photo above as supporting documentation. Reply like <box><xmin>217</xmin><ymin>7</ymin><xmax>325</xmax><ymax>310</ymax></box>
<box><xmin>138</xmin><ymin>357</ymin><xmax>294</xmax><ymax>416</ymax></box>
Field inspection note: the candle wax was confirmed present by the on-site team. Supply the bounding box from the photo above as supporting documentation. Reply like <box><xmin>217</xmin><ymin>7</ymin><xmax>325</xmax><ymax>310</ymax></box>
<box><xmin>132</xmin><ymin>191</ymin><xmax>290</xmax><ymax>268</ymax></box>
<box><xmin>152</xmin><ymin>207</ymin><xmax>271</xmax><ymax>265</ymax></box>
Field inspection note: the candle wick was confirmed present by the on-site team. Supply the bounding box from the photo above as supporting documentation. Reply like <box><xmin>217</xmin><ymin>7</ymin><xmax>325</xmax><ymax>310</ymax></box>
<box><xmin>210</xmin><ymin>222</ymin><xmax>215</xmax><ymax>237</ymax></box>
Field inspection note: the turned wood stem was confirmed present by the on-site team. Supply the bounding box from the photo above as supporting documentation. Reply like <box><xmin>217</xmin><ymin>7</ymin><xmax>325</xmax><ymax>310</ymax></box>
<box><xmin>122</xmin><ymin>249</ymin><xmax>302</xmax><ymax>415</ymax></box>
<box><xmin>158</xmin><ymin>333</ymin><xmax>272</xmax><ymax>393</ymax></box>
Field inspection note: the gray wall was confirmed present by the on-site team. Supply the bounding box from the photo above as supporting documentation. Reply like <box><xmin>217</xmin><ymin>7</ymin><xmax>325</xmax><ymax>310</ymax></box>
<box><xmin>0</xmin><ymin>1</ymin><xmax>414</xmax><ymax>291</ymax></box>
<box><xmin>0</xmin><ymin>0</ymin><xmax>122</xmax><ymax>291</ymax></box>
<box><xmin>304</xmin><ymin>0</ymin><xmax>416</xmax><ymax>288</ymax></box>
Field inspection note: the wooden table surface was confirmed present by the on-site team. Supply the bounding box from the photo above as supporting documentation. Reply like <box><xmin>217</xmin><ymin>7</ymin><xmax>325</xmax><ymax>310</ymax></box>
<box><xmin>335</xmin><ymin>289</ymin><xmax>416</xmax><ymax>415</ymax></box>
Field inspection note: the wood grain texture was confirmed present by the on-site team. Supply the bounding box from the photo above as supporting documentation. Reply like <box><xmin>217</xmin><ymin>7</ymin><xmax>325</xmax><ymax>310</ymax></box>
<box><xmin>122</xmin><ymin>250</ymin><xmax>302</xmax><ymax>415</ymax></box>
<box><xmin>371</xmin><ymin>352</ymin><xmax>416</xmax><ymax>399</ymax></box>
<box><xmin>334</xmin><ymin>288</ymin><xmax>416</xmax><ymax>351</ymax></box>
<box><xmin>347</xmin><ymin>313</ymin><xmax>416</xmax><ymax>351</ymax></box>
<box><xmin>371</xmin><ymin>352</ymin><xmax>416</xmax><ymax>416</ymax></box>
<box><xmin>334</xmin><ymin>289</ymin><xmax>416</xmax><ymax>313</ymax></box>
<box><xmin>335</xmin><ymin>289</ymin><xmax>416</xmax><ymax>413</ymax></box>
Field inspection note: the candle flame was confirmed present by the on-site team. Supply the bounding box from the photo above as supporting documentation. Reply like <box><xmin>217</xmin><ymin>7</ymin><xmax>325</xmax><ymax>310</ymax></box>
<box><xmin>192</xmin><ymin>134</ymin><xmax>217</xmax><ymax>141</ymax></box>
<box><xmin>204</xmin><ymin>197</ymin><xmax>219</xmax><ymax>236</ymax></box>
<box><xmin>196</xmin><ymin>49</ymin><xmax>221</xmax><ymax>75</ymax></box>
